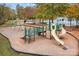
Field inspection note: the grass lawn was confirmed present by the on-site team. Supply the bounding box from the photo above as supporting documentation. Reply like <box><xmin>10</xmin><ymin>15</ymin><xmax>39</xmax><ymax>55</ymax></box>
<box><xmin>0</xmin><ymin>34</ymin><xmax>32</xmax><ymax>56</ymax></box>
<box><xmin>1</xmin><ymin>20</ymin><xmax>17</xmax><ymax>27</ymax></box>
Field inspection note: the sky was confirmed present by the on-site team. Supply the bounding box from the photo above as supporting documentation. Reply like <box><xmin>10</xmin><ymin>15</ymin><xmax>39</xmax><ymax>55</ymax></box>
<box><xmin>5</xmin><ymin>3</ymin><xmax>36</xmax><ymax>9</ymax></box>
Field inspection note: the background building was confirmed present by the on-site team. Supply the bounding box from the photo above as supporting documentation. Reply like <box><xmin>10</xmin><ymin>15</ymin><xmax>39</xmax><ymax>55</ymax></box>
<box><xmin>53</xmin><ymin>17</ymin><xmax>79</xmax><ymax>26</ymax></box>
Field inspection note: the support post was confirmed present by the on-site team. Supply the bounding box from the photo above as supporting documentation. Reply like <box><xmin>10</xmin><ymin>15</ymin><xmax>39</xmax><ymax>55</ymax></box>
<box><xmin>24</xmin><ymin>27</ymin><xmax>27</xmax><ymax>43</ymax></box>
<box><xmin>49</xmin><ymin>19</ymin><xmax>51</xmax><ymax>39</ymax></box>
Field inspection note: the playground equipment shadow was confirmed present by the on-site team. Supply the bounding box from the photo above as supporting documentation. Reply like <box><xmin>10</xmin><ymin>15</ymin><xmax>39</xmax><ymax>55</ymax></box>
<box><xmin>0</xmin><ymin>27</ymin><xmax>79</xmax><ymax>56</ymax></box>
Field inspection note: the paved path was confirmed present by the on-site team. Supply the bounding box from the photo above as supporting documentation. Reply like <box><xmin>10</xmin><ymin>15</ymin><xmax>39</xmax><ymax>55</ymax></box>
<box><xmin>0</xmin><ymin>27</ymin><xmax>78</xmax><ymax>56</ymax></box>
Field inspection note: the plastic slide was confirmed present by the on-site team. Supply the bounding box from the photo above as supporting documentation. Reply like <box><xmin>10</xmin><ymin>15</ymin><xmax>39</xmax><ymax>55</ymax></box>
<box><xmin>51</xmin><ymin>29</ymin><xmax>64</xmax><ymax>45</ymax></box>
<box><xmin>59</xmin><ymin>28</ymin><xmax>67</xmax><ymax>36</ymax></box>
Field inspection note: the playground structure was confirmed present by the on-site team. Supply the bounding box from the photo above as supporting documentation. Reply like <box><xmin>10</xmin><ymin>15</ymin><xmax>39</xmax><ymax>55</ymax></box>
<box><xmin>23</xmin><ymin>23</ymin><xmax>47</xmax><ymax>43</ymax></box>
<box><xmin>21</xmin><ymin>19</ymin><xmax>79</xmax><ymax>50</ymax></box>
<box><xmin>21</xmin><ymin>20</ymin><xmax>69</xmax><ymax>49</ymax></box>
<box><xmin>8</xmin><ymin>19</ymin><xmax>79</xmax><ymax>50</ymax></box>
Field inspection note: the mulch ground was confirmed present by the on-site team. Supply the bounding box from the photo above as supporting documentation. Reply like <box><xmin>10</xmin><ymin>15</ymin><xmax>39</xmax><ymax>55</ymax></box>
<box><xmin>0</xmin><ymin>27</ymin><xmax>79</xmax><ymax>56</ymax></box>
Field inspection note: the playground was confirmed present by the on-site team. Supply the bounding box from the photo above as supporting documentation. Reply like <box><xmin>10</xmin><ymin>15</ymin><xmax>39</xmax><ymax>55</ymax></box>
<box><xmin>0</xmin><ymin>3</ymin><xmax>79</xmax><ymax>56</ymax></box>
<box><xmin>0</xmin><ymin>20</ymin><xmax>79</xmax><ymax>56</ymax></box>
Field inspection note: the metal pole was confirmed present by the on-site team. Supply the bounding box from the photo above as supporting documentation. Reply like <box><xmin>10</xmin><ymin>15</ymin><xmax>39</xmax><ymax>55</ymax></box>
<box><xmin>24</xmin><ymin>27</ymin><xmax>27</xmax><ymax>43</ymax></box>
<box><xmin>49</xmin><ymin>19</ymin><xmax>51</xmax><ymax>39</ymax></box>
<box><xmin>28</xmin><ymin>28</ymin><xmax>31</xmax><ymax>43</ymax></box>
<box><xmin>34</xmin><ymin>27</ymin><xmax>35</xmax><ymax>41</ymax></box>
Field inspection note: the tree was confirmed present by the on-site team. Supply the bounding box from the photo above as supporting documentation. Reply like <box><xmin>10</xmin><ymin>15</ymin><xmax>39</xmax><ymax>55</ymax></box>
<box><xmin>65</xmin><ymin>4</ymin><xmax>79</xmax><ymax>27</ymax></box>
<box><xmin>54</xmin><ymin>3</ymin><xmax>69</xmax><ymax>17</ymax></box>
<box><xmin>0</xmin><ymin>4</ymin><xmax>5</xmax><ymax>24</ymax></box>
<box><xmin>73</xmin><ymin>4</ymin><xmax>79</xmax><ymax>27</ymax></box>
<box><xmin>23</xmin><ymin>7</ymin><xmax>36</xmax><ymax>19</ymax></box>
<box><xmin>0</xmin><ymin>3</ymin><xmax>16</xmax><ymax>25</ymax></box>
<box><xmin>0</xmin><ymin>4</ymin><xmax>10</xmax><ymax>24</ymax></box>
<box><xmin>16</xmin><ymin>4</ymin><xmax>36</xmax><ymax>20</ymax></box>
<box><xmin>16</xmin><ymin>4</ymin><xmax>24</xmax><ymax>19</ymax></box>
